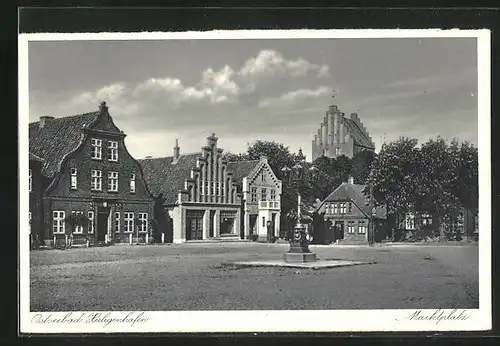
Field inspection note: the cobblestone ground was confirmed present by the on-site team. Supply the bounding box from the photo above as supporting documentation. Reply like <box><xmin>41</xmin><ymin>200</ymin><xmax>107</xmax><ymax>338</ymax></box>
<box><xmin>29</xmin><ymin>243</ymin><xmax>479</xmax><ymax>311</ymax></box>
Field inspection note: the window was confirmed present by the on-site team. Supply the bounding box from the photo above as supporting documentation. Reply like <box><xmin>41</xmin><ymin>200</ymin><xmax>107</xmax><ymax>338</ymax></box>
<box><xmin>340</xmin><ymin>203</ymin><xmax>347</xmax><ymax>214</ymax></box>
<box><xmin>212</xmin><ymin>181</ymin><xmax>217</xmax><ymax>196</ymax></box>
<box><xmin>216</xmin><ymin>182</ymin><xmax>221</xmax><ymax>196</ymax></box>
<box><xmin>261</xmin><ymin>173</ymin><xmax>266</xmax><ymax>183</ymax></box>
<box><xmin>333</xmin><ymin>203</ymin><xmax>338</xmax><ymax>214</ymax></box>
<box><xmin>421</xmin><ymin>213</ymin><xmax>432</xmax><ymax>226</ymax></box>
<box><xmin>114</xmin><ymin>212</ymin><xmax>120</xmax><ymax>233</ymax></box>
<box><xmin>358</xmin><ymin>221</ymin><xmax>367</xmax><ymax>234</ymax></box>
<box><xmin>138</xmin><ymin>213</ymin><xmax>148</xmax><ymax>233</ymax></box>
<box><xmin>124</xmin><ymin>212</ymin><xmax>134</xmax><ymax>233</ymax></box>
<box><xmin>91</xmin><ymin>138</ymin><xmax>102</xmax><ymax>160</ymax></box>
<box><xmin>205</xmin><ymin>181</ymin><xmax>210</xmax><ymax>196</ymax></box>
<box><xmin>88</xmin><ymin>211</ymin><xmax>94</xmax><ymax>234</ymax></box>
<box><xmin>261</xmin><ymin>188</ymin><xmax>267</xmax><ymax>201</ymax></box>
<box><xmin>270</xmin><ymin>189</ymin><xmax>276</xmax><ymax>200</ymax></box>
<box><xmin>335</xmin><ymin>147</ymin><xmax>341</xmax><ymax>155</ymax></box>
<box><xmin>251</xmin><ymin>187</ymin><xmax>257</xmax><ymax>203</ymax></box>
<box><xmin>405</xmin><ymin>213</ymin><xmax>415</xmax><ymax>230</ymax></box>
<box><xmin>130</xmin><ymin>173</ymin><xmax>136</xmax><ymax>193</ymax></box>
<box><xmin>29</xmin><ymin>169</ymin><xmax>32</xmax><ymax>193</ymax></box>
<box><xmin>70</xmin><ymin>168</ymin><xmax>77</xmax><ymax>190</ymax></box>
<box><xmin>347</xmin><ymin>221</ymin><xmax>355</xmax><ymax>233</ymax></box>
<box><xmin>71</xmin><ymin>211</ymin><xmax>84</xmax><ymax>233</ymax></box>
<box><xmin>108</xmin><ymin>141</ymin><xmax>118</xmax><ymax>162</ymax></box>
<box><xmin>108</xmin><ymin>171</ymin><xmax>118</xmax><ymax>192</ymax></box>
<box><xmin>91</xmin><ymin>170</ymin><xmax>102</xmax><ymax>191</ymax></box>
<box><xmin>52</xmin><ymin>211</ymin><xmax>65</xmax><ymax>234</ymax></box>
<box><xmin>348</xmin><ymin>202</ymin><xmax>352</xmax><ymax>213</ymax></box>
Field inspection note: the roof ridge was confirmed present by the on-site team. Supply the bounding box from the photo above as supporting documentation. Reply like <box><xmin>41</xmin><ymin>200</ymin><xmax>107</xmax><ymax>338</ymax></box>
<box><xmin>29</xmin><ymin>111</ymin><xmax>100</xmax><ymax>125</ymax></box>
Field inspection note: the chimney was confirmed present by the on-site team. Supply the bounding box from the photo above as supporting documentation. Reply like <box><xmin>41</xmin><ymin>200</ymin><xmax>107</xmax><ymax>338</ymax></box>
<box><xmin>39</xmin><ymin>116</ymin><xmax>55</xmax><ymax>129</ymax></box>
<box><xmin>172</xmin><ymin>139</ymin><xmax>180</xmax><ymax>164</ymax></box>
<box><xmin>207</xmin><ymin>133</ymin><xmax>218</xmax><ymax>147</ymax></box>
<box><xmin>99</xmin><ymin>101</ymin><xmax>108</xmax><ymax>113</ymax></box>
<box><xmin>348</xmin><ymin>176</ymin><xmax>354</xmax><ymax>185</ymax></box>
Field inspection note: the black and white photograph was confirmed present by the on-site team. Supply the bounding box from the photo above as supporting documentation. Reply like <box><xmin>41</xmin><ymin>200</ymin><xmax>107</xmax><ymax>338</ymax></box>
<box><xmin>19</xmin><ymin>29</ymin><xmax>491</xmax><ymax>333</ymax></box>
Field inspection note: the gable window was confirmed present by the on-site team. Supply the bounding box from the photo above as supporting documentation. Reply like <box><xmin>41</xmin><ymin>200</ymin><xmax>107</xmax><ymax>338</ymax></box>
<box><xmin>70</xmin><ymin>168</ymin><xmax>77</xmax><ymax>190</ymax></box>
<box><xmin>138</xmin><ymin>213</ymin><xmax>148</xmax><ymax>233</ymax></box>
<box><xmin>347</xmin><ymin>221</ymin><xmax>355</xmax><ymax>233</ymax></box>
<box><xmin>124</xmin><ymin>212</ymin><xmax>134</xmax><ymax>233</ymax></box>
<box><xmin>52</xmin><ymin>211</ymin><xmax>65</xmax><ymax>234</ymax></box>
<box><xmin>358</xmin><ymin>221</ymin><xmax>367</xmax><ymax>234</ymax></box>
<box><xmin>91</xmin><ymin>138</ymin><xmax>102</xmax><ymax>160</ymax></box>
<box><xmin>71</xmin><ymin>211</ymin><xmax>84</xmax><ymax>233</ymax></box>
<box><xmin>261</xmin><ymin>188</ymin><xmax>267</xmax><ymax>201</ymax></box>
<box><xmin>108</xmin><ymin>141</ymin><xmax>118</xmax><ymax>162</ymax></box>
<box><xmin>340</xmin><ymin>203</ymin><xmax>347</xmax><ymax>214</ymax></box>
<box><xmin>251</xmin><ymin>187</ymin><xmax>257</xmax><ymax>203</ymax></box>
<box><xmin>261</xmin><ymin>173</ymin><xmax>266</xmax><ymax>183</ymax></box>
<box><xmin>333</xmin><ymin>203</ymin><xmax>338</xmax><ymax>214</ymax></box>
<box><xmin>91</xmin><ymin>170</ymin><xmax>102</xmax><ymax>191</ymax></box>
<box><xmin>130</xmin><ymin>173</ymin><xmax>136</xmax><ymax>193</ymax></box>
<box><xmin>29</xmin><ymin>169</ymin><xmax>32</xmax><ymax>193</ymax></box>
<box><xmin>114</xmin><ymin>212</ymin><xmax>120</xmax><ymax>233</ymax></box>
<box><xmin>108</xmin><ymin>171</ymin><xmax>118</xmax><ymax>192</ymax></box>
<box><xmin>88</xmin><ymin>211</ymin><xmax>94</xmax><ymax>234</ymax></box>
<box><xmin>270</xmin><ymin>189</ymin><xmax>276</xmax><ymax>200</ymax></box>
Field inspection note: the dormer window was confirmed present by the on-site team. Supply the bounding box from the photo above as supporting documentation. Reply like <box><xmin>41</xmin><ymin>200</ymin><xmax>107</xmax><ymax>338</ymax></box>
<box><xmin>91</xmin><ymin>138</ymin><xmax>102</xmax><ymax>160</ymax></box>
<box><xmin>108</xmin><ymin>141</ymin><xmax>118</xmax><ymax>162</ymax></box>
<box><xmin>70</xmin><ymin>168</ymin><xmax>77</xmax><ymax>190</ymax></box>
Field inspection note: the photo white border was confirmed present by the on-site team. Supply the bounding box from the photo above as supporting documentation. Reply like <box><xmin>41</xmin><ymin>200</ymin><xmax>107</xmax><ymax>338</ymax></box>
<box><xmin>19</xmin><ymin>29</ymin><xmax>491</xmax><ymax>334</ymax></box>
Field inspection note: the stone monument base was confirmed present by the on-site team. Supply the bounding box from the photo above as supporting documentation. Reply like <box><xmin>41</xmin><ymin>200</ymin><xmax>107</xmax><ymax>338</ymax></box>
<box><xmin>283</xmin><ymin>252</ymin><xmax>317</xmax><ymax>263</ymax></box>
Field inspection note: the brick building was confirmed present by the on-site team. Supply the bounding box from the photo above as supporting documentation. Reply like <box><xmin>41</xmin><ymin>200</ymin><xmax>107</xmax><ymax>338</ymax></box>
<box><xmin>29</xmin><ymin>102</ymin><xmax>154</xmax><ymax>246</ymax></box>
<box><xmin>227</xmin><ymin>156</ymin><xmax>283</xmax><ymax>241</ymax></box>
<box><xmin>311</xmin><ymin>103</ymin><xmax>375</xmax><ymax>161</ymax></box>
<box><xmin>29</xmin><ymin>152</ymin><xmax>45</xmax><ymax>247</ymax></box>
<box><xmin>139</xmin><ymin>135</ymin><xmax>242</xmax><ymax>243</ymax></box>
<box><xmin>315</xmin><ymin>177</ymin><xmax>386</xmax><ymax>244</ymax></box>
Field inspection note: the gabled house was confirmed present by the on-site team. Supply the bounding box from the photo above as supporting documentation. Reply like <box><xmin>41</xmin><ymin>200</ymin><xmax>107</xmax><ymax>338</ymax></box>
<box><xmin>139</xmin><ymin>134</ymin><xmax>242</xmax><ymax>243</ymax></box>
<box><xmin>227</xmin><ymin>156</ymin><xmax>283</xmax><ymax>241</ymax></box>
<box><xmin>315</xmin><ymin>177</ymin><xmax>386</xmax><ymax>244</ymax></box>
<box><xmin>29</xmin><ymin>102</ymin><xmax>154</xmax><ymax>246</ymax></box>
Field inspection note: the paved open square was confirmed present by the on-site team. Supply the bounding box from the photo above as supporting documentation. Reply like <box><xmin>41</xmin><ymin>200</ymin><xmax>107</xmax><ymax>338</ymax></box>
<box><xmin>30</xmin><ymin>243</ymin><xmax>479</xmax><ymax>311</ymax></box>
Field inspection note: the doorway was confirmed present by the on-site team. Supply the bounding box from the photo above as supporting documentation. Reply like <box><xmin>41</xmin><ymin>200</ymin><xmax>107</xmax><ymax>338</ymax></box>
<box><xmin>97</xmin><ymin>207</ymin><xmax>110</xmax><ymax>241</ymax></box>
<box><xmin>249</xmin><ymin>215</ymin><xmax>257</xmax><ymax>235</ymax></box>
<box><xmin>220</xmin><ymin>217</ymin><xmax>234</xmax><ymax>235</ymax></box>
<box><xmin>334</xmin><ymin>221</ymin><xmax>345</xmax><ymax>241</ymax></box>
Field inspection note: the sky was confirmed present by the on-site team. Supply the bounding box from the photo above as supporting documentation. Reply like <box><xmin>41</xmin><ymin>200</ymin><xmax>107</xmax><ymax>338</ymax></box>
<box><xmin>28</xmin><ymin>37</ymin><xmax>478</xmax><ymax>161</ymax></box>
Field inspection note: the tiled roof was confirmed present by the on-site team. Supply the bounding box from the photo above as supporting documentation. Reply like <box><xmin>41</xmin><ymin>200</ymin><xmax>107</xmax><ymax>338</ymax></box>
<box><xmin>344</xmin><ymin>118</ymin><xmax>375</xmax><ymax>149</ymax></box>
<box><xmin>226</xmin><ymin>160</ymin><xmax>260</xmax><ymax>185</ymax></box>
<box><xmin>29</xmin><ymin>112</ymin><xmax>99</xmax><ymax>177</ymax></box>
<box><xmin>320</xmin><ymin>182</ymin><xmax>386</xmax><ymax>219</ymax></box>
<box><xmin>138</xmin><ymin>153</ymin><xmax>201</xmax><ymax>204</ymax></box>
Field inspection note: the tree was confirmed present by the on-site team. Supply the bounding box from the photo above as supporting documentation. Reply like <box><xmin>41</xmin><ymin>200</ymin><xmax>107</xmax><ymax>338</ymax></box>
<box><xmin>366</xmin><ymin>137</ymin><xmax>421</xmax><ymax>231</ymax></box>
<box><xmin>152</xmin><ymin>193</ymin><xmax>170</xmax><ymax>243</ymax></box>
<box><xmin>246</xmin><ymin>140</ymin><xmax>296</xmax><ymax>177</ymax></box>
<box><xmin>221</xmin><ymin>151</ymin><xmax>249</xmax><ymax>162</ymax></box>
<box><xmin>351</xmin><ymin>150</ymin><xmax>376</xmax><ymax>185</ymax></box>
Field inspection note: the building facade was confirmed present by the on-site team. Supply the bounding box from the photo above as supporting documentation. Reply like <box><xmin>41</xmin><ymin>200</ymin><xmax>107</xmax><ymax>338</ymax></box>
<box><xmin>139</xmin><ymin>134</ymin><xmax>242</xmax><ymax>243</ymax></box>
<box><xmin>29</xmin><ymin>102</ymin><xmax>154</xmax><ymax>247</ymax></box>
<box><xmin>311</xmin><ymin>103</ymin><xmax>375</xmax><ymax>161</ymax></box>
<box><xmin>29</xmin><ymin>153</ymin><xmax>45</xmax><ymax>247</ymax></box>
<box><xmin>227</xmin><ymin>156</ymin><xmax>283</xmax><ymax>241</ymax></box>
<box><xmin>315</xmin><ymin>177</ymin><xmax>386</xmax><ymax>244</ymax></box>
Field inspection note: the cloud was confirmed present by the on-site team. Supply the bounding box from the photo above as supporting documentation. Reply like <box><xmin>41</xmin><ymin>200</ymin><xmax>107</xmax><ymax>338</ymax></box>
<box><xmin>238</xmin><ymin>49</ymin><xmax>330</xmax><ymax>80</ymax></box>
<box><xmin>258</xmin><ymin>86</ymin><xmax>331</xmax><ymax>108</ymax></box>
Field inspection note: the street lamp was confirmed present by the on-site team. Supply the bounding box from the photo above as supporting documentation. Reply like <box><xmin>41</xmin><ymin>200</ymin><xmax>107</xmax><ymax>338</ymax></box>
<box><xmin>280</xmin><ymin>159</ymin><xmax>319</xmax><ymax>263</ymax></box>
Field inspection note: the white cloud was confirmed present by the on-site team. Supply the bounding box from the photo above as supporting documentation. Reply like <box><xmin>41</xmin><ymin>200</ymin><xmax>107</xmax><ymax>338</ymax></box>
<box><xmin>238</xmin><ymin>49</ymin><xmax>330</xmax><ymax>80</ymax></box>
<box><xmin>258</xmin><ymin>86</ymin><xmax>331</xmax><ymax>108</ymax></box>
